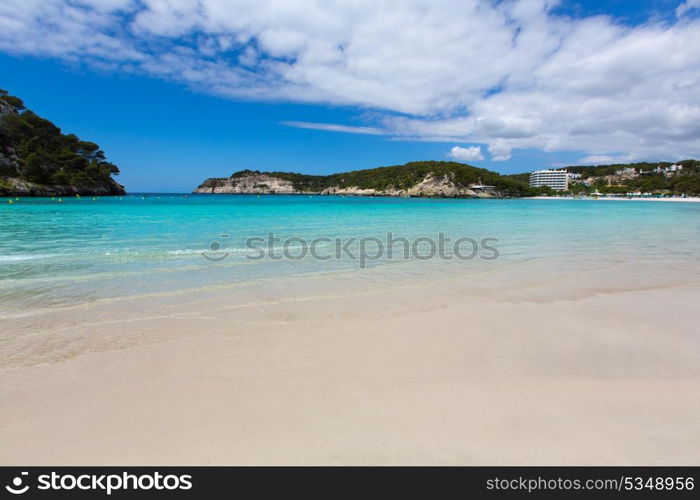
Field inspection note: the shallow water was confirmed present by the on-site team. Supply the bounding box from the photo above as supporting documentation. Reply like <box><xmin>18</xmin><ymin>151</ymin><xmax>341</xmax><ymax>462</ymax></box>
<box><xmin>1</xmin><ymin>194</ymin><xmax>699</xmax><ymax>312</ymax></box>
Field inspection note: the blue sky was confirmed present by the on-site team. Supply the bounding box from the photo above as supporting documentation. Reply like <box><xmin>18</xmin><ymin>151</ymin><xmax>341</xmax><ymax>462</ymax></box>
<box><xmin>552</xmin><ymin>0</ymin><xmax>681</xmax><ymax>23</ymax></box>
<box><xmin>1</xmin><ymin>0</ymin><xmax>699</xmax><ymax>192</ymax></box>
<box><xmin>0</xmin><ymin>53</ymin><xmax>576</xmax><ymax>192</ymax></box>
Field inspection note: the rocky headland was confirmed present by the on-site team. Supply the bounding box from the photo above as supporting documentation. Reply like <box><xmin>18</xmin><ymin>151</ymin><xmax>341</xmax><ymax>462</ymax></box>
<box><xmin>193</xmin><ymin>162</ymin><xmax>537</xmax><ymax>198</ymax></box>
<box><xmin>0</xmin><ymin>89</ymin><xmax>125</xmax><ymax>197</ymax></box>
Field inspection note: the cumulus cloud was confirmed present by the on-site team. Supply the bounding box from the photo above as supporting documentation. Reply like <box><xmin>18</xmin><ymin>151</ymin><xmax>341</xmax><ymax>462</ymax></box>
<box><xmin>576</xmin><ymin>154</ymin><xmax>639</xmax><ymax>165</ymax></box>
<box><xmin>577</xmin><ymin>155</ymin><xmax>621</xmax><ymax>165</ymax></box>
<box><xmin>448</xmin><ymin>145</ymin><xmax>484</xmax><ymax>162</ymax></box>
<box><xmin>1</xmin><ymin>0</ymin><xmax>699</xmax><ymax>162</ymax></box>
<box><xmin>487</xmin><ymin>139</ymin><xmax>512</xmax><ymax>161</ymax></box>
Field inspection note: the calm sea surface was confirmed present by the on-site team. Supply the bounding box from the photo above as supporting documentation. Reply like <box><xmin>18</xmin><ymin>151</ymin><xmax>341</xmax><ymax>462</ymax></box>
<box><xmin>1</xmin><ymin>195</ymin><xmax>699</xmax><ymax>312</ymax></box>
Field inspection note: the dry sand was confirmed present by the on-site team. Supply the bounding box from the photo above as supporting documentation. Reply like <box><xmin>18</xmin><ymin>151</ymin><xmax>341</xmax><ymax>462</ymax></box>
<box><xmin>1</xmin><ymin>262</ymin><xmax>699</xmax><ymax>465</ymax></box>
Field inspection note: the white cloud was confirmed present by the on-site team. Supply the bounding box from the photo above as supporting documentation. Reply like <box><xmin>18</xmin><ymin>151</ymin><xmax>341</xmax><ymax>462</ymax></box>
<box><xmin>281</xmin><ymin>121</ymin><xmax>384</xmax><ymax>135</ymax></box>
<box><xmin>487</xmin><ymin>139</ymin><xmax>512</xmax><ymax>161</ymax></box>
<box><xmin>577</xmin><ymin>155</ymin><xmax>620</xmax><ymax>165</ymax></box>
<box><xmin>0</xmin><ymin>1</ymin><xmax>699</xmax><ymax>163</ymax></box>
<box><xmin>577</xmin><ymin>154</ymin><xmax>638</xmax><ymax>165</ymax></box>
<box><xmin>448</xmin><ymin>145</ymin><xmax>484</xmax><ymax>162</ymax></box>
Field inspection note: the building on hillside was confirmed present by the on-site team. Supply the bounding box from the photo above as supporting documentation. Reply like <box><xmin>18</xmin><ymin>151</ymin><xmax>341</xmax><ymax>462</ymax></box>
<box><xmin>529</xmin><ymin>169</ymin><xmax>569</xmax><ymax>191</ymax></box>
<box><xmin>615</xmin><ymin>167</ymin><xmax>637</xmax><ymax>176</ymax></box>
<box><xmin>469</xmin><ymin>183</ymin><xmax>495</xmax><ymax>193</ymax></box>
<box><xmin>652</xmin><ymin>164</ymin><xmax>684</xmax><ymax>174</ymax></box>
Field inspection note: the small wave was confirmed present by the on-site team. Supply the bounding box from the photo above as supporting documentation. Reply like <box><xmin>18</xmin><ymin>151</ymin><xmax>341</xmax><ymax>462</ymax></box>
<box><xmin>0</xmin><ymin>248</ymin><xmax>257</xmax><ymax>264</ymax></box>
<box><xmin>100</xmin><ymin>247</ymin><xmax>259</xmax><ymax>260</ymax></box>
<box><xmin>0</xmin><ymin>254</ymin><xmax>59</xmax><ymax>262</ymax></box>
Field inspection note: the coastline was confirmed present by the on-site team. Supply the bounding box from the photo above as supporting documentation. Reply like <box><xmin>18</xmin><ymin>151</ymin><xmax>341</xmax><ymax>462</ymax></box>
<box><xmin>2</xmin><ymin>195</ymin><xmax>698</xmax><ymax>465</ymax></box>
<box><xmin>527</xmin><ymin>195</ymin><xmax>700</xmax><ymax>203</ymax></box>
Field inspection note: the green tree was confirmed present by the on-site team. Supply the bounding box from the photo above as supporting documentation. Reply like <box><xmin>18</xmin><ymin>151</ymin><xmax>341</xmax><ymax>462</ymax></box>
<box><xmin>0</xmin><ymin>89</ymin><xmax>121</xmax><ymax>190</ymax></box>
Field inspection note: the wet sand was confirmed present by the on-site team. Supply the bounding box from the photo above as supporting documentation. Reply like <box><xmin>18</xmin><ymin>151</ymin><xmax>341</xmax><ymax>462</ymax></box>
<box><xmin>1</xmin><ymin>260</ymin><xmax>698</xmax><ymax>465</ymax></box>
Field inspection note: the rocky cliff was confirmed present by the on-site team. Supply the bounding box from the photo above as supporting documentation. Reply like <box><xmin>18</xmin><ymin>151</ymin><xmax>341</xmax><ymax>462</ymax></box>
<box><xmin>195</xmin><ymin>173</ymin><xmax>298</xmax><ymax>194</ymax></box>
<box><xmin>318</xmin><ymin>173</ymin><xmax>486</xmax><ymax>197</ymax></box>
<box><xmin>194</xmin><ymin>171</ymin><xmax>494</xmax><ymax>197</ymax></box>
<box><xmin>0</xmin><ymin>175</ymin><xmax>125</xmax><ymax>196</ymax></box>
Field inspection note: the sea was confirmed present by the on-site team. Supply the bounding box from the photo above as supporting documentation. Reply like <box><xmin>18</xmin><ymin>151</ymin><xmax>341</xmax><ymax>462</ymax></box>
<box><xmin>1</xmin><ymin>194</ymin><xmax>699</xmax><ymax>315</ymax></box>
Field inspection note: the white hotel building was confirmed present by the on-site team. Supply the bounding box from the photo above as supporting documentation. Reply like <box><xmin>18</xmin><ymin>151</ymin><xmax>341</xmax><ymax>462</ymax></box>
<box><xmin>529</xmin><ymin>169</ymin><xmax>570</xmax><ymax>191</ymax></box>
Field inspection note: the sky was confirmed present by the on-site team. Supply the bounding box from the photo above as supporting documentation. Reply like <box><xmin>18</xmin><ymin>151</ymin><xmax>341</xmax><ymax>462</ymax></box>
<box><xmin>1</xmin><ymin>0</ymin><xmax>699</xmax><ymax>192</ymax></box>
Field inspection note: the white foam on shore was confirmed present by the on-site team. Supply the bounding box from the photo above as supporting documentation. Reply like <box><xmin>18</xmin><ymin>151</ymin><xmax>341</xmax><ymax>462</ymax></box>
<box><xmin>0</xmin><ymin>254</ymin><xmax>59</xmax><ymax>262</ymax></box>
<box><xmin>527</xmin><ymin>195</ymin><xmax>700</xmax><ymax>202</ymax></box>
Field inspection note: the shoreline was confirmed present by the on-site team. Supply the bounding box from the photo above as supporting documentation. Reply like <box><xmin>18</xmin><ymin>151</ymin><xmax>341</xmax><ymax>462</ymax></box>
<box><xmin>5</xmin><ymin>193</ymin><xmax>700</xmax><ymax>202</ymax></box>
<box><xmin>2</xmin><ymin>195</ymin><xmax>698</xmax><ymax>465</ymax></box>
<box><xmin>527</xmin><ymin>195</ymin><xmax>700</xmax><ymax>202</ymax></box>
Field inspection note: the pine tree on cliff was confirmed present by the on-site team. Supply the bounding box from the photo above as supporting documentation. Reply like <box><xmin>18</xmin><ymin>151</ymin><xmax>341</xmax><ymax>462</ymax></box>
<box><xmin>0</xmin><ymin>88</ymin><xmax>125</xmax><ymax>195</ymax></box>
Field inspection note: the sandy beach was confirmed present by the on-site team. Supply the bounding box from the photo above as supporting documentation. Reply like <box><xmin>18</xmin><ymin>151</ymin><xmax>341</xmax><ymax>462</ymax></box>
<box><xmin>528</xmin><ymin>195</ymin><xmax>700</xmax><ymax>202</ymax></box>
<box><xmin>3</xmin><ymin>0</ymin><xmax>700</xmax><ymax>475</ymax></box>
<box><xmin>1</xmin><ymin>258</ymin><xmax>699</xmax><ymax>465</ymax></box>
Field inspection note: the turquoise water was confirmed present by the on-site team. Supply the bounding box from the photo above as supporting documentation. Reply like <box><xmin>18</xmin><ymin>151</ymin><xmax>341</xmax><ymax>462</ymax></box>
<box><xmin>1</xmin><ymin>194</ymin><xmax>699</xmax><ymax>312</ymax></box>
